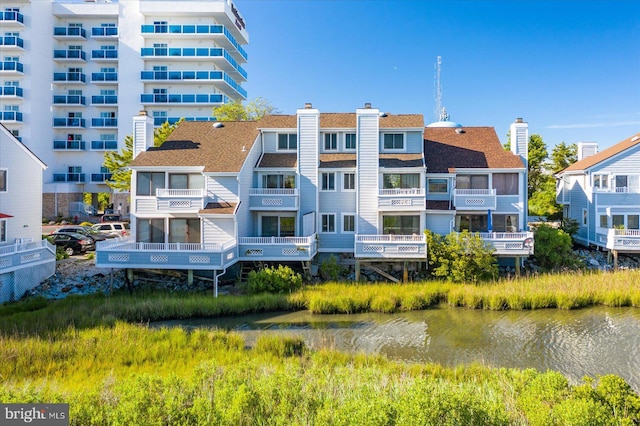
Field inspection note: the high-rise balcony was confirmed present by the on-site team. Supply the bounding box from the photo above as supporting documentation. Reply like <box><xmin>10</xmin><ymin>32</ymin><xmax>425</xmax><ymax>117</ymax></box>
<box><xmin>0</xmin><ymin>36</ymin><xmax>24</xmax><ymax>50</ymax></box>
<box><xmin>140</xmin><ymin>47</ymin><xmax>247</xmax><ymax>81</ymax></box>
<box><xmin>140</xmin><ymin>93</ymin><xmax>225</xmax><ymax>105</ymax></box>
<box><xmin>91</xmin><ymin>26</ymin><xmax>118</xmax><ymax>39</ymax></box>
<box><xmin>249</xmin><ymin>188</ymin><xmax>299</xmax><ymax>211</ymax></box>
<box><xmin>91</xmin><ymin>95</ymin><xmax>118</xmax><ymax>106</ymax></box>
<box><xmin>91</xmin><ymin>72</ymin><xmax>117</xmax><ymax>83</ymax></box>
<box><xmin>91</xmin><ymin>50</ymin><xmax>118</xmax><ymax>61</ymax></box>
<box><xmin>452</xmin><ymin>189</ymin><xmax>497</xmax><ymax>210</ymax></box>
<box><xmin>91</xmin><ymin>140</ymin><xmax>118</xmax><ymax>150</ymax></box>
<box><xmin>140</xmin><ymin>70</ymin><xmax>247</xmax><ymax>99</ymax></box>
<box><xmin>53</xmin><ymin>94</ymin><xmax>86</xmax><ymax>106</ymax></box>
<box><xmin>53</xmin><ymin>140</ymin><xmax>86</xmax><ymax>151</ymax></box>
<box><xmin>0</xmin><ymin>86</ymin><xmax>23</xmax><ymax>98</ymax></box>
<box><xmin>53</xmin><ymin>173</ymin><xmax>86</xmax><ymax>183</ymax></box>
<box><xmin>53</xmin><ymin>49</ymin><xmax>87</xmax><ymax>62</ymax></box>
<box><xmin>153</xmin><ymin>116</ymin><xmax>215</xmax><ymax>126</ymax></box>
<box><xmin>91</xmin><ymin>117</ymin><xmax>118</xmax><ymax>128</ymax></box>
<box><xmin>0</xmin><ymin>61</ymin><xmax>24</xmax><ymax>75</ymax></box>
<box><xmin>53</xmin><ymin>117</ymin><xmax>86</xmax><ymax>128</ymax></box>
<box><xmin>378</xmin><ymin>188</ymin><xmax>425</xmax><ymax>211</ymax></box>
<box><xmin>140</xmin><ymin>24</ymin><xmax>247</xmax><ymax>61</ymax></box>
<box><xmin>53</xmin><ymin>27</ymin><xmax>87</xmax><ymax>40</ymax></box>
<box><xmin>53</xmin><ymin>72</ymin><xmax>87</xmax><ymax>84</ymax></box>
<box><xmin>0</xmin><ymin>11</ymin><xmax>24</xmax><ymax>26</ymax></box>
<box><xmin>354</xmin><ymin>234</ymin><xmax>427</xmax><ymax>259</ymax></box>
<box><xmin>0</xmin><ymin>111</ymin><xmax>23</xmax><ymax>122</ymax></box>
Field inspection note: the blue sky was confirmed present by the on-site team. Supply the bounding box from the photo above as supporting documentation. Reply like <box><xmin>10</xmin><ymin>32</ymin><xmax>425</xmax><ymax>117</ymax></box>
<box><xmin>237</xmin><ymin>0</ymin><xmax>640</xmax><ymax>151</ymax></box>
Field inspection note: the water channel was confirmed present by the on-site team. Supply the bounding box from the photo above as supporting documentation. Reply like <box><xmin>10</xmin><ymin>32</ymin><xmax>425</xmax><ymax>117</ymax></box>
<box><xmin>153</xmin><ymin>305</ymin><xmax>640</xmax><ymax>392</ymax></box>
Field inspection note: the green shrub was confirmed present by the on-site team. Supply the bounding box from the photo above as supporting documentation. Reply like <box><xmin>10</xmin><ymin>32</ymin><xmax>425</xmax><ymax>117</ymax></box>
<box><xmin>533</xmin><ymin>224</ymin><xmax>582</xmax><ymax>271</ymax></box>
<box><xmin>425</xmin><ymin>230</ymin><xmax>498</xmax><ymax>284</ymax></box>
<box><xmin>247</xmin><ymin>265</ymin><xmax>303</xmax><ymax>294</ymax></box>
<box><xmin>320</xmin><ymin>254</ymin><xmax>343</xmax><ymax>281</ymax></box>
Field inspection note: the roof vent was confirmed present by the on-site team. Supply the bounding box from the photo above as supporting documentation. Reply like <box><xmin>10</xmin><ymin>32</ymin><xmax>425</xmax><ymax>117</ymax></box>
<box><xmin>304</xmin><ymin>102</ymin><xmax>312</xmax><ymax>109</ymax></box>
<box><xmin>632</xmin><ymin>135</ymin><xmax>640</xmax><ymax>142</ymax></box>
<box><xmin>379</xmin><ymin>112</ymin><xmax>387</xmax><ymax>117</ymax></box>
<box><xmin>138</xmin><ymin>110</ymin><xmax>147</xmax><ymax>116</ymax></box>
<box><xmin>515</xmin><ymin>117</ymin><xmax>523</xmax><ymax>123</ymax></box>
<box><xmin>364</xmin><ymin>102</ymin><xmax>372</xmax><ymax>109</ymax></box>
<box><xmin>213</xmin><ymin>122</ymin><xmax>224</xmax><ymax>128</ymax></box>
<box><xmin>455</xmin><ymin>128</ymin><xmax>465</xmax><ymax>134</ymax></box>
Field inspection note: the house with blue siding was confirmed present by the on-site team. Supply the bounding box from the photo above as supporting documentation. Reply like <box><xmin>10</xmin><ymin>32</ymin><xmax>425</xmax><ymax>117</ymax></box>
<box><xmin>96</xmin><ymin>106</ymin><xmax>534</xmax><ymax>284</ymax></box>
<box><xmin>0</xmin><ymin>124</ymin><xmax>56</xmax><ymax>303</ymax></box>
<box><xmin>556</xmin><ymin>132</ymin><xmax>640</xmax><ymax>265</ymax></box>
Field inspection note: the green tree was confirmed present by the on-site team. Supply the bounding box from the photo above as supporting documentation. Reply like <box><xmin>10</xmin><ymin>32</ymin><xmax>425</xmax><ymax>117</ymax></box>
<box><xmin>527</xmin><ymin>134</ymin><xmax>549</xmax><ymax>200</ymax></box>
<box><xmin>103</xmin><ymin>119</ymin><xmax>182</xmax><ymax>192</ymax></box>
<box><xmin>550</xmin><ymin>142</ymin><xmax>578</xmax><ymax>174</ymax></box>
<box><xmin>212</xmin><ymin>97</ymin><xmax>278</xmax><ymax>121</ymax></box>
<box><xmin>532</xmin><ymin>224</ymin><xmax>582</xmax><ymax>271</ymax></box>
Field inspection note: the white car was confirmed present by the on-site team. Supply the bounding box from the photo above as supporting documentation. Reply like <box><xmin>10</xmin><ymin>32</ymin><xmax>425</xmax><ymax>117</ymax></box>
<box><xmin>91</xmin><ymin>222</ymin><xmax>129</xmax><ymax>238</ymax></box>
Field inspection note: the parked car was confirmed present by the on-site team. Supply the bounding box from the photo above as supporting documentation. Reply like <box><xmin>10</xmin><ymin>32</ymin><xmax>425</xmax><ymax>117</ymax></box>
<box><xmin>50</xmin><ymin>226</ymin><xmax>113</xmax><ymax>244</ymax></box>
<box><xmin>50</xmin><ymin>233</ymin><xmax>95</xmax><ymax>256</ymax></box>
<box><xmin>91</xmin><ymin>222</ymin><xmax>129</xmax><ymax>238</ymax></box>
<box><xmin>100</xmin><ymin>213</ymin><xmax>123</xmax><ymax>223</ymax></box>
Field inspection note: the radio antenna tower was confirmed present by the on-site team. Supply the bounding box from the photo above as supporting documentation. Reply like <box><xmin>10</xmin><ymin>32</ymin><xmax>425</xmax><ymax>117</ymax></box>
<box><xmin>434</xmin><ymin>56</ymin><xmax>449</xmax><ymax>122</ymax></box>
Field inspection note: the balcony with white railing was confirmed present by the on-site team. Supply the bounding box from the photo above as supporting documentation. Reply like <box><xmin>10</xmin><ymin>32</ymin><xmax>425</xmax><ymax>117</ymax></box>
<box><xmin>249</xmin><ymin>188</ymin><xmax>298</xmax><ymax>211</ymax></box>
<box><xmin>601</xmin><ymin>229</ymin><xmax>640</xmax><ymax>252</ymax></box>
<box><xmin>378</xmin><ymin>188</ymin><xmax>425</xmax><ymax>211</ymax></box>
<box><xmin>135</xmin><ymin>189</ymin><xmax>206</xmax><ymax>214</ymax></box>
<box><xmin>472</xmin><ymin>232</ymin><xmax>534</xmax><ymax>256</ymax></box>
<box><xmin>453</xmin><ymin>188</ymin><xmax>497</xmax><ymax>210</ymax></box>
<box><xmin>96</xmin><ymin>238</ymin><xmax>238</xmax><ymax>270</ymax></box>
<box><xmin>354</xmin><ymin>234</ymin><xmax>427</xmax><ymax>259</ymax></box>
<box><xmin>0</xmin><ymin>239</ymin><xmax>56</xmax><ymax>275</ymax></box>
<box><xmin>238</xmin><ymin>234</ymin><xmax>317</xmax><ymax>261</ymax></box>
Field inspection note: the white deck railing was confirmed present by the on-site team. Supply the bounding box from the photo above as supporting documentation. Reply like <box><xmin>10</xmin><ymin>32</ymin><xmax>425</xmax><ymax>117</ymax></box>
<box><xmin>379</xmin><ymin>188</ymin><xmax>425</xmax><ymax>196</ymax></box>
<box><xmin>156</xmin><ymin>188</ymin><xmax>204</xmax><ymax>197</ymax></box>
<box><xmin>97</xmin><ymin>237</ymin><xmax>235</xmax><ymax>252</ymax></box>
<box><xmin>355</xmin><ymin>234</ymin><xmax>425</xmax><ymax>243</ymax></box>
<box><xmin>453</xmin><ymin>188</ymin><xmax>496</xmax><ymax>196</ymax></box>
<box><xmin>0</xmin><ymin>239</ymin><xmax>55</xmax><ymax>257</ymax></box>
<box><xmin>250</xmin><ymin>188</ymin><xmax>298</xmax><ymax>196</ymax></box>
<box><xmin>238</xmin><ymin>235</ymin><xmax>313</xmax><ymax>245</ymax></box>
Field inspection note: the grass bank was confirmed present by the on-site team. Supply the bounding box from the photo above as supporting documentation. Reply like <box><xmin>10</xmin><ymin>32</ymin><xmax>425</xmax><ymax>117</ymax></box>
<box><xmin>1</xmin><ymin>270</ymin><xmax>639</xmax><ymax>336</ymax></box>
<box><xmin>2</xmin><ymin>322</ymin><xmax>639</xmax><ymax>425</ymax></box>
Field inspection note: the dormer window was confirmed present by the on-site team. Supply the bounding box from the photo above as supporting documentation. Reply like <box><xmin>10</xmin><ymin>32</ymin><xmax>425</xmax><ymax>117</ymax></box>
<box><xmin>383</xmin><ymin>133</ymin><xmax>404</xmax><ymax>150</ymax></box>
<box><xmin>277</xmin><ymin>133</ymin><xmax>297</xmax><ymax>150</ymax></box>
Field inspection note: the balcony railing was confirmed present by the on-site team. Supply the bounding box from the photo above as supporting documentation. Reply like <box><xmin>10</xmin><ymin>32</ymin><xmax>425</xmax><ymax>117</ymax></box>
<box><xmin>238</xmin><ymin>234</ymin><xmax>317</xmax><ymax>261</ymax></box>
<box><xmin>91</xmin><ymin>27</ymin><xmax>118</xmax><ymax>38</ymax></box>
<box><xmin>53</xmin><ymin>94</ymin><xmax>86</xmax><ymax>105</ymax></box>
<box><xmin>53</xmin><ymin>117</ymin><xmax>86</xmax><ymax>127</ymax></box>
<box><xmin>0</xmin><ymin>36</ymin><xmax>24</xmax><ymax>49</ymax></box>
<box><xmin>378</xmin><ymin>188</ymin><xmax>425</xmax><ymax>210</ymax></box>
<box><xmin>249</xmin><ymin>188</ymin><xmax>299</xmax><ymax>210</ymax></box>
<box><xmin>91</xmin><ymin>50</ymin><xmax>118</xmax><ymax>60</ymax></box>
<box><xmin>53</xmin><ymin>49</ymin><xmax>86</xmax><ymax>61</ymax></box>
<box><xmin>53</xmin><ymin>27</ymin><xmax>87</xmax><ymax>39</ymax></box>
<box><xmin>91</xmin><ymin>95</ymin><xmax>117</xmax><ymax>105</ymax></box>
<box><xmin>53</xmin><ymin>173</ymin><xmax>86</xmax><ymax>183</ymax></box>
<box><xmin>96</xmin><ymin>238</ymin><xmax>238</xmax><ymax>270</ymax></box>
<box><xmin>53</xmin><ymin>140</ymin><xmax>86</xmax><ymax>150</ymax></box>
<box><xmin>140</xmin><ymin>93</ymin><xmax>225</xmax><ymax>104</ymax></box>
<box><xmin>140</xmin><ymin>24</ymin><xmax>247</xmax><ymax>61</ymax></box>
<box><xmin>0</xmin><ymin>239</ymin><xmax>56</xmax><ymax>275</ymax></box>
<box><xmin>91</xmin><ymin>72</ymin><xmax>117</xmax><ymax>83</ymax></box>
<box><xmin>140</xmin><ymin>47</ymin><xmax>247</xmax><ymax>80</ymax></box>
<box><xmin>91</xmin><ymin>117</ymin><xmax>117</xmax><ymax>127</ymax></box>
<box><xmin>472</xmin><ymin>232</ymin><xmax>534</xmax><ymax>256</ymax></box>
<box><xmin>594</xmin><ymin>186</ymin><xmax>640</xmax><ymax>194</ymax></box>
<box><xmin>0</xmin><ymin>11</ymin><xmax>24</xmax><ymax>25</ymax></box>
<box><xmin>1</xmin><ymin>111</ymin><xmax>23</xmax><ymax>122</ymax></box>
<box><xmin>91</xmin><ymin>140</ymin><xmax>117</xmax><ymax>150</ymax></box>
<box><xmin>0</xmin><ymin>61</ymin><xmax>23</xmax><ymax>73</ymax></box>
<box><xmin>153</xmin><ymin>116</ymin><xmax>215</xmax><ymax>126</ymax></box>
<box><xmin>140</xmin><ymin>70</ymin><xmax>247</xmax><ymax>98</ymax></box>
<box><xmin>453</xmin><ymin>188</ymin><xmax>497</xmax><ymax>210</ymax></box>
<box><xmin>53</xmin><ymin>72</ymin><xmax>87</xmax><ymax>83</ymax></box>
<box><xmin>354</xmin><ymin>234</ymin><xmax>427</xmax><ymax>259</ymax></box>
<box><xmin>0</xmin><ymin>86</ymin><xmax>23</xmax><ymax>97</ymax></box>
<box><xmin>602</xmin><ymin>229</ymin><xmax>640</xmax><ymax>252</ymax></box>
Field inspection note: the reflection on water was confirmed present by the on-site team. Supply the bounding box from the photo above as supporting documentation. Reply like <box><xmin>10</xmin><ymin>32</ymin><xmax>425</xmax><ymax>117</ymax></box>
<box><xmin>152</xmin><ymin>306</ymin><xmax>640</xmax><ymax>392</ymax></box>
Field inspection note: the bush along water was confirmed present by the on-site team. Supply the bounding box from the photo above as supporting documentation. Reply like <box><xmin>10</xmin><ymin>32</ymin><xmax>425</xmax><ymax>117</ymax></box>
<box><xmin>247</xmin><ymin>265</ymin><xmax>303</xmax><ymax>294</ymax></box>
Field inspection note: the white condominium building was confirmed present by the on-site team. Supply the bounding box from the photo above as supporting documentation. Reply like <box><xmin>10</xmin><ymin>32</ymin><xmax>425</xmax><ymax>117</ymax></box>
<box><xmin>0</xmin><ymin>0</ymin><xmax>248</xmax><ymax>218</ymax></box>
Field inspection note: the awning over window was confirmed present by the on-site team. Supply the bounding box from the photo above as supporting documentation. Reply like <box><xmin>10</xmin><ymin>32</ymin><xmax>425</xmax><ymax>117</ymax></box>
<box><xmin>0</xmin><ymin>213</ymin><xmax>13</xmax><ymax>219</ymax></box>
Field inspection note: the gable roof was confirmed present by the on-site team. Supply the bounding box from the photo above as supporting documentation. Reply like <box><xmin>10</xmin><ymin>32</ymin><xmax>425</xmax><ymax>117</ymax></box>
<box><xmin>131</xmin><ymin>121</ymin><xmax>259</xmax><ymax>173</ymax></box>
<box><xmin>0</xmin><ymin>124</ymin><xmax>47</xmax><ymax>170</ymax></box>
<box><xmin>560</xmin><ymin>132</ymin><xmax>640</xmax><ymax>173</ymax></box>
<box><xmin>256</xmin><ymin>113</ymin><xmax>424</xmax><ymax>130</ymax></box>
<box><xmin>423</xmin><ymin>127</ymin><xmax>524</xmax><ymax>173</ymax></box>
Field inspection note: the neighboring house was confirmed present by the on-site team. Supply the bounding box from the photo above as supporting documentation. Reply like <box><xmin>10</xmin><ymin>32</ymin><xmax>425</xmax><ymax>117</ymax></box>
<box><xmin>0</xmin><ymin>124</ymin><xmax>56</xmax><ymax>303</ymax></box>
<box><xmin>556</xmin><ymin>132</ymin><xmax>640</xmax><ymax>265</ymax></box>
<box><xmin>97</xmin><ymin>107</ymin><xmax>533</xmax><ymax>285</ymax></box>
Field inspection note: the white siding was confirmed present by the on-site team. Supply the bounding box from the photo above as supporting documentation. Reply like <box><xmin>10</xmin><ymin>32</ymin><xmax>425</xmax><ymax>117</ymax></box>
<box><xmin>297</xmin><ymin>108</ymin><xmax>320</xmax><ymax>235</ymax></box>
<box><xmin>356</xmin><ymin>109</ymin><xmax>379</xmax><ymax>234</ymax></box>
<box><xmin>205</xmin><ymin>175</ymin><xmax>238</xmax><ymax>203</ymax></box>
<box><xmin>202</xmin><ymin>217</ymin><xmax>235</xmax><ymax>244</ymax></box>
<box><xmin>236</xmin><ymin>135</ymin><xmax>262</xmax><ymax>238</ymax></box>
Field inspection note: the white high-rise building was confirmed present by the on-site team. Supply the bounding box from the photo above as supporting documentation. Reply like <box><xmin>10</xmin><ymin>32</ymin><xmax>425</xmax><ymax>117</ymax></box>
<box><xmin>0</xmin><ymin>0</ymin><xmax>248</xmax><ymax>218</ymax></box>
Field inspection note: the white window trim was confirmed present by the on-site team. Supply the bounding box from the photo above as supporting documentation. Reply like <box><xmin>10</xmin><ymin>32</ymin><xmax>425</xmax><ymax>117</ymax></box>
<box><xmin>582</xmin><ymin>208</ymin><xmax>588</xmax><ymax>226</ymax></box>
<box><xmin>320</xmin><ymin>172</ymin><xmax>336</xmax><ymax>192</ymax></box>
<box><xmin>0</xmin><ymin>168</ymin><xmax>7</xmax><ymax>192</ymax></box>
<box><xmin>427</xmin><ymin>177</ymin><xmax>448</xmax><ymax>194</ymax></box>
<box><xmin>277</xmin><ymin>133</ymin><xmax>297</xmax><ymax>151</ymax></box>
<box><xmin>323</xmin><ymin>132</ymin><xmax>338</xmax><ymax>152</ymax></box>
<box><xmin>344</xmin><ymin>132</ymin><xmax>357</xmax><ymax>151</ymax></box>
<box><xmin>320</xmin><ymin>213</ymin><xmax>337</xmax><ymax>234</ymax></box>
<box><xmin>381</xmin><ymin>132</ymin><xmax>406</xmax><ymax>152</ymax></box>
<box><xmin>342</xmin><ymin>172</ymin><xmax>356</xmax><ymax>192</ymax></box>
<box><xmin>341</xmin><ymin>213</ymin><xmax>355</xmax><ymax>234</ymax></box>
